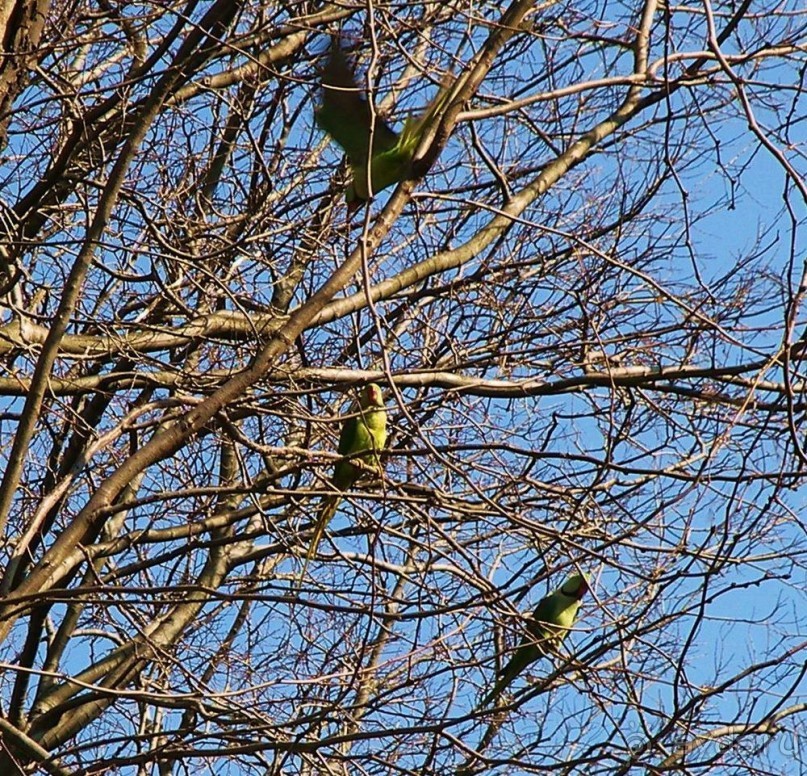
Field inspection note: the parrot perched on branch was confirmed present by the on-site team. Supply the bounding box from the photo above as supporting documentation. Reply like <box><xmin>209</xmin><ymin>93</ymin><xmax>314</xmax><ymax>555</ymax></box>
<box><xmin>482</xmin><ymin>573</ymin><xmax>589</xmax><ymax>708</ymax></box>
<box><xmin>315</xmin><ymin>39</ymin><xmax>452</xmax><ymax>209</ymax></box>
<box><xmin>305</xmin><ymin>383</ymin><xmax>388</xmax><ymax>568</ymax></box>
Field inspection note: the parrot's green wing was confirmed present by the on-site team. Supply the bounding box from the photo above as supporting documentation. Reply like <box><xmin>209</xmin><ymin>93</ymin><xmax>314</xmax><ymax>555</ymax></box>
<box><xmin>316</xmin><ymin>40</ymin><xmax>453</xmax><ymax>205</ymax></box>
<box><xmin>333</xmin><ymin>414</ymin><xmax>363</xmax><ymax>488</ymax></box>
<box><xmin>300</xmin><ymin>384</ymin><xmax>388</xmax><ymax>587</ymax></box>
<box><xmin>368</xmin><ymin>77</ymin><xmax>453</xmax><ymax>183</ymax></box>
<box><xmin>315</xmin><ymin>43</ymin><xmax>400</xmax><ymax>196</ymax></box>
<box><xmin>481</xmin><ymin>573</ymin><xmax>588</xmax><ymax>708</ymax></box>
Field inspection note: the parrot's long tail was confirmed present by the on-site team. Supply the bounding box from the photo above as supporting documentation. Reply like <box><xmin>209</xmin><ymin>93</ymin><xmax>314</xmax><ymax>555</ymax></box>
<box><xmin>480</xmin><ymin>654</ymin><xmax>523</xmax><ymax>710</ymax></box>
<box><xmin>307</xmin><ymin>496</ymin><xmax>340</xmax><ymax>563</ymax></box>
<box><xmin>295</xmin><ymin>496</ymin><xmax>340</xmax><ymax>594</ymax></box>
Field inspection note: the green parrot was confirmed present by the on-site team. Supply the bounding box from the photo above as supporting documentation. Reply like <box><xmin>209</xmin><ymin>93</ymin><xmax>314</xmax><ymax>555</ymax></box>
<box><xmin>315</xmin><ymin>40</ymin><xmax>451</xmax><ymax>209</ymax></box>
<box><xmin>482</xmin><ymin>573</ymin><xmax>589</xmax><ymax>708</ymax></box>
<box><xmin>305</xmin><ymin>383</ymin><xmax>388</xmax><ymax>567</ymax></box>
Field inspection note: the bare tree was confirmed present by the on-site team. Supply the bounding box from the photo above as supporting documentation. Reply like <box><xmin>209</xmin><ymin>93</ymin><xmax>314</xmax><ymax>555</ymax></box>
<box><xmin>0</xmin><ymin>0</ymin><xmax>804</xmax><ymax>773</ymax></box>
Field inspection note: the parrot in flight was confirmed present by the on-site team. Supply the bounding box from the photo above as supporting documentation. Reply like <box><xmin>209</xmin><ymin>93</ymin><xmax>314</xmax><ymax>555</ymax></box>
<box><xmin>482</xmin><ymin>573</ymin><xmax>589</xmax><ymax>708</ymax></box>
<box><xmin>315</xmin><ymin>39</ymin><xmax>452</xmax><ymax>209</ymax></box>
<box><xmin>305</xmin><ymin>383</ymin><xmax>388</xmax><ymax>569</ymax></box>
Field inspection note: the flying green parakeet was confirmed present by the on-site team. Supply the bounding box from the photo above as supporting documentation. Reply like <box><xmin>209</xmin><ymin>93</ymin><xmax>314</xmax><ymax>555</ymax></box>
<box><xmin>482</xmin><ymin>573</ymin><xmax>589</xmax><ymax>708</ymax></box>
<box><xmin>315</xmin><ymin>40</ymin><xmax>451</xmax><ymax>209</ymax></box>
<box><xmin>305</xmin><ymin>383</ymin><xmax>388</xmax><ymax>567</ymax></box>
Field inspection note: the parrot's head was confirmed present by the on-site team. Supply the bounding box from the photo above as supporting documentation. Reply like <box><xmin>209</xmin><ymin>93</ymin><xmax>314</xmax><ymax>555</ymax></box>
<box><xmin>360</xmin><ymin>383</ymin><xmax>384</xmax><ymax>408</ymax></box>
<box><xmin>561</xmin><ymin>573</ymin><xmax>589</xmax><ymax>601</ymax></box>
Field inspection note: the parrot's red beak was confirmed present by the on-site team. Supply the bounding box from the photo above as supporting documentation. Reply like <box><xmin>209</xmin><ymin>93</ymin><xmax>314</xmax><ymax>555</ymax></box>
<box><xmin>366</xmin><ymin>385</ymin><xmax>380</xmax><ymax>404</ymax></box>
